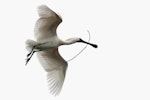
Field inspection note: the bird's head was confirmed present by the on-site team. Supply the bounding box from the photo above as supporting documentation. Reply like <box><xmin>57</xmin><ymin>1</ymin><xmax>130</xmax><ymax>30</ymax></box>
<box><xmin>64</xmin><ymin>38</ymin><xmax>98</xmax><ymax>48</ymax></box>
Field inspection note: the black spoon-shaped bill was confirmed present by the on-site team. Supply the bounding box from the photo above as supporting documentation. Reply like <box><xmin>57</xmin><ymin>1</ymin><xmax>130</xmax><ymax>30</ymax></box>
<box><xmin>78</xmin><ymin>39</ymin><xmax>98</xmax><ymax>48</ymax></box>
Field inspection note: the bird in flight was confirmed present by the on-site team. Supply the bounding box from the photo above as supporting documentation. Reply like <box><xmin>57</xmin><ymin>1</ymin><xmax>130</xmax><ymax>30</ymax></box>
<box><xmin>25</xmin><ymin>5</ymin><xmax>98</xmax><ymax>96</ymax></box>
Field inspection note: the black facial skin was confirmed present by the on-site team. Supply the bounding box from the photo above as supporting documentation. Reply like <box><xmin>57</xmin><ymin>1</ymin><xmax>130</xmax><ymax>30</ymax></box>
<box><xmin>78</xmin><ymin>38</ymin><xmax>98</xmax><ymax>48</ymax></box>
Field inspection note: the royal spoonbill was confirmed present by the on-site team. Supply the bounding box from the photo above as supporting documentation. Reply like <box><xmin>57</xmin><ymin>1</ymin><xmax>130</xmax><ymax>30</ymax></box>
<box><xmin>25</xmin><ymin>5</ymin><xmax>98</xmax><ymax>95</ymax></box>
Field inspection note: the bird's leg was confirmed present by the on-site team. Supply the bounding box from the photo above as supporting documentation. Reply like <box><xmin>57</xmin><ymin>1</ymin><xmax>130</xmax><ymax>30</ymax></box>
<box><xmin>25</xmin><ymin>50</ymin><xmax>36</xmax><ymax>65</ymax></box>
<box><xmin>25</xmin><ymin>48</ymin><xmax>42</xmax><ymax>65</ymax></box>
<box><xmin>26</xmin><ymin>45</ymin><xmax>38</xmax><ymax>65</ymax></box>
<box><xmin>25</xmin><ymin>42</ymin><xmax>46</xmax><ymax>65</ymax></box>
<box><xmin>27</xmin><ymin>42</ymin><xmax>47</xmax><ymax>58</ymax></box>
<box><xmin>26</xmin><ymin>46</ymin><xmax>36</xmax><ymax>58</ymax></box>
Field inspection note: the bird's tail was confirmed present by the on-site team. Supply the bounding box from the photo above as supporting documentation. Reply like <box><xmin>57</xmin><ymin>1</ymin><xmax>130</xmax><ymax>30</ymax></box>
<box><xmin>25</xmin><ymin>39</ymin><xmax>38</xmax><ymax>52</ymax></box>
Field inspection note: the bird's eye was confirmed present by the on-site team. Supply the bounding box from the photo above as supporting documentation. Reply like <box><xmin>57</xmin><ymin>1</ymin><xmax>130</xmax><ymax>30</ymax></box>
<box><xmin>78</xmin><ymin>38</ymin><xmax>83</xmax><ymax>42</ymax></box>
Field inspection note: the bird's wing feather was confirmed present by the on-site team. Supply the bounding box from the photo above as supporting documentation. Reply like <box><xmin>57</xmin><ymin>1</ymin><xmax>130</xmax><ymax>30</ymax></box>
<box><xmin>36</xmin><ymin>48</ymin><xmax>68</xmax><ymax>95</ymax></box>
<box><xmin>34</xmin><ymin>5</ymin><xmax>62</xmax><ymax>42</ymax></box>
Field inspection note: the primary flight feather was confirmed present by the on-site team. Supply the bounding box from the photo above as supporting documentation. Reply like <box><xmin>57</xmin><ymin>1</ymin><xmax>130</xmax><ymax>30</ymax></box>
<box><xmin>25</xmin><ymin>5</ymin><xmax>98</xmax><ymax>96</ymax></box>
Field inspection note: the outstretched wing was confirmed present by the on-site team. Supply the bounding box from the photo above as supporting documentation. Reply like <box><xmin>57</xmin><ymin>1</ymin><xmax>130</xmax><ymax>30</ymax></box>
<box><xmin>37</xmin><ymin>49</ymin><xmax>68</xmax><ymax>95</ymax></box>
<box><xmin>34</xmin><ymin>5</ymin><xmax>62</xmax><ymax>42</ymax></box>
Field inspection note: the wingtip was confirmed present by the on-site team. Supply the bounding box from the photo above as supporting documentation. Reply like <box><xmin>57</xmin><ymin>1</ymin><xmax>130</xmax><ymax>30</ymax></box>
<box><xmin>37</xmin><ymin>4</ymin><xmax>53</xmax><ymax>18</ymax></box>
<box><xmin>37</xmin><ymin>4</ymin><xmax>48</xmax><ymax>9</ymax></box>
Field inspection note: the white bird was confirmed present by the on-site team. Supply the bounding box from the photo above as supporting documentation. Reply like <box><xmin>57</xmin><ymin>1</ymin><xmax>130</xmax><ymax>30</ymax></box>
<box><xmin>25</xmin><ymin>5</ymin><xmax>98</xmax><ymax>96</ymax></box>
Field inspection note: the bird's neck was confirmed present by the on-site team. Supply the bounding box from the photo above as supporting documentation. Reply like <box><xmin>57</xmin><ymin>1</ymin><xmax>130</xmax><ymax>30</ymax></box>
<box><xmin>63</xmin><ymin>38</ymin><xmax>77</xmax><ymax>45</ymax></box>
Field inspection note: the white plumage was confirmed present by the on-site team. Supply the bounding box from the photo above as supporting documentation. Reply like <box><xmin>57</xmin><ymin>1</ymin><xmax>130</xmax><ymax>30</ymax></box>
<box><xmin>25</xmin><ymin>5</ymin><xmax>97</xmax><ymax>96</ymax></box>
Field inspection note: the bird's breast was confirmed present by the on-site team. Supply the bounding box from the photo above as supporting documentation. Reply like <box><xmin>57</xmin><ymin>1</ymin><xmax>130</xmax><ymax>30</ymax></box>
<box><xmin>36</xmin><ymin>38</ymin><xmax>61</xmax><ymax>51</ymax></box>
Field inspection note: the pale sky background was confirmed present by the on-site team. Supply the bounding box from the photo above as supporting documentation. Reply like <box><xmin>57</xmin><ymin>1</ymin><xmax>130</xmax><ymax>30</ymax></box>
<box><xmin>0</xmin><ymin>0</ymin><xmax>150</xmax><ymax>100</ymax></box>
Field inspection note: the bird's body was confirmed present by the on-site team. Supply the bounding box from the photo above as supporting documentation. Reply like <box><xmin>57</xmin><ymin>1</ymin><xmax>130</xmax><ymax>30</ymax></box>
<box><xmin>25</xmin><ymin>5</ymin><xmax>97</xmax><ymax>96</ymax></box>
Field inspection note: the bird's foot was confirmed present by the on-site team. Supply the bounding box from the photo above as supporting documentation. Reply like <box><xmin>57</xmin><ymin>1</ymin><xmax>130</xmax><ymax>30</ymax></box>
<box><xmin>25</xmin><ymin>57</ymin><xmax>31</xmax><ymax>65</ymax></box>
